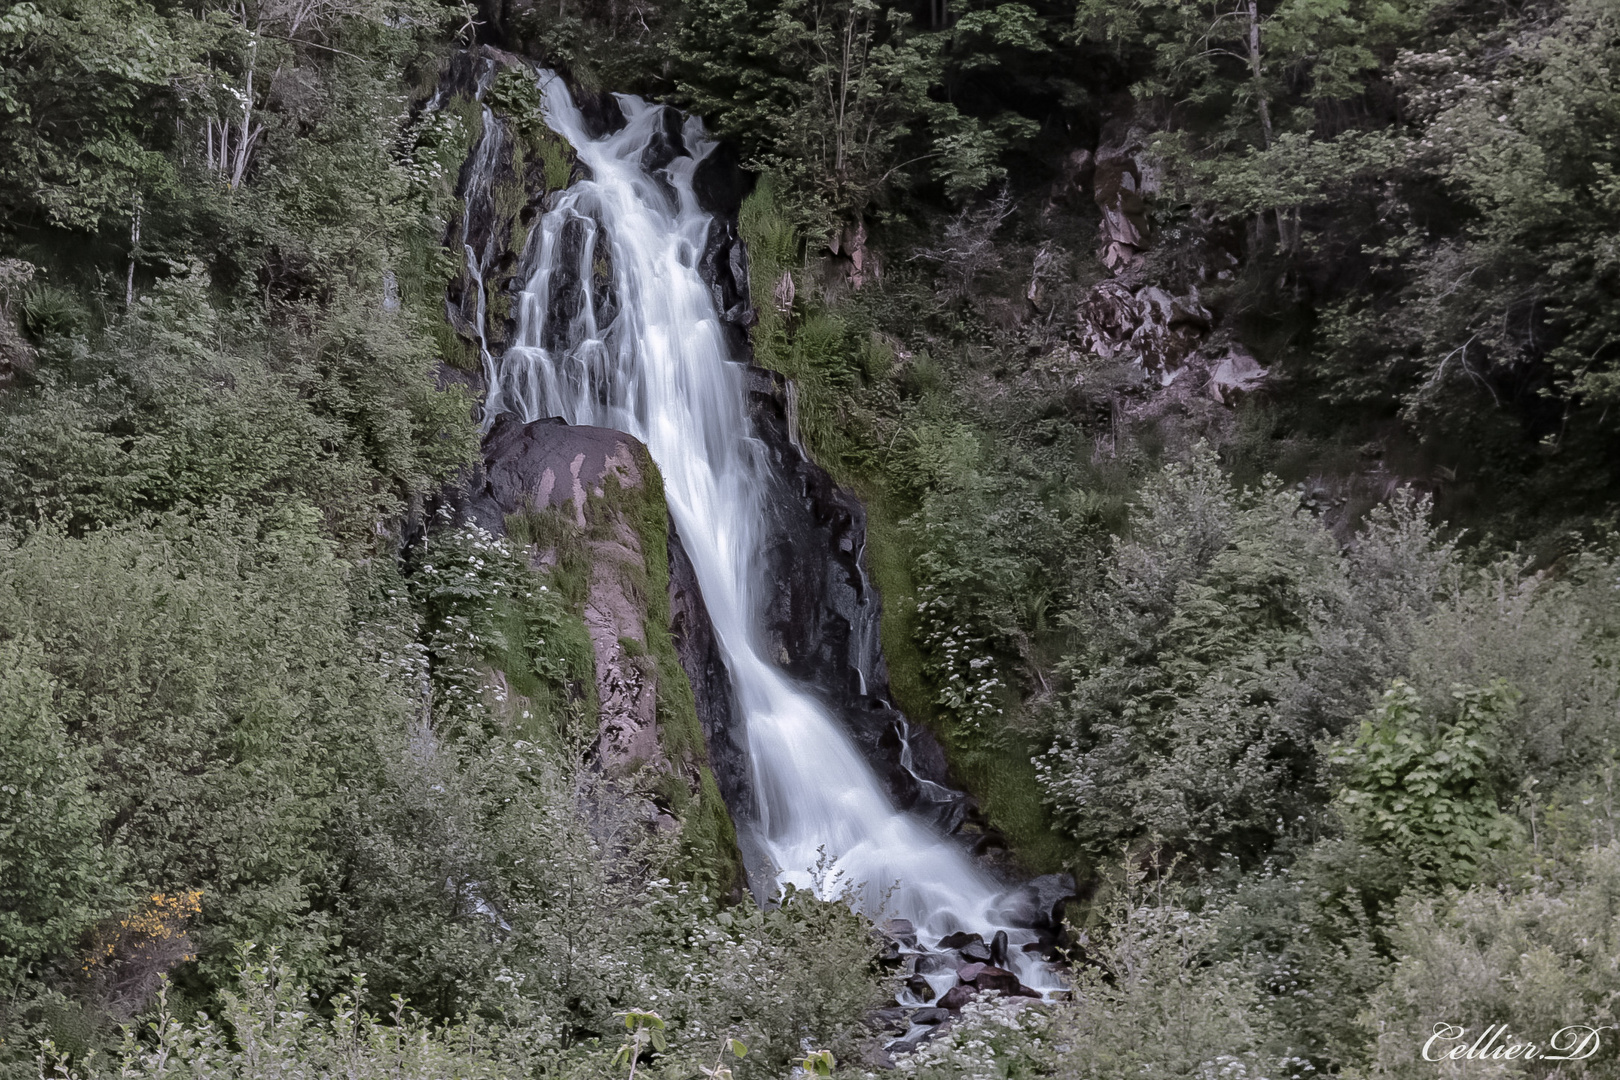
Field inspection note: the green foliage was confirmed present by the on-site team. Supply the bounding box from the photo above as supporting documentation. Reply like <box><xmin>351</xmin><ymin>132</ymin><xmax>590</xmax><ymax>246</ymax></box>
<box><xmin>1360</xmin><ymin>840</ymin><xmax>1620</xmax><ymax>1079</ymax></box>
<box><xmin>0</xmin><ymin>267</ymin><xmax>476</xmax><ymax>542</ymax></box>
<box><xmin>1333</xmin><ymin>680</ymin><xmax>1518</xmax><ymax>887</ymax></box>
<box><xmin>1038</xmin><ymin>448</ymin><xmax>1448</xmax><ymax>862</ymax></box>
<box><xmin>678</xmin><ymin>0</ymin><xmax>1029</xmax><ymax>222</ymax></box>
<box><xmin>0</xmin><ymin>639</ymin><xmax>118</xmax><ymax>985</ymax></box>
<box><xmin>1404</xmin><ymin>552</ymin><xmax>1620</xmax><ymax>785</ymax></box>
<box><xmin>60</xmin><ymin>952</ymin><xmax>511</xmax><ymax>1080</ymax></box>
<box><xmin>407</xmin><ymin>521</ymin><xmax>594</xmax><ymax>730</ymax></box>
<box><xmin>0</xmin><ymin>510</ymin><xmax>397</xmax><ymax>992</ymax></box>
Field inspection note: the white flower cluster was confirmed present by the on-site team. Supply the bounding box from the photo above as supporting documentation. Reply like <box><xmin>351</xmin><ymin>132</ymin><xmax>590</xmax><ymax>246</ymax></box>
<box><xmin>915</xmin><ymin>589</ymin><xmax>1004</xmax><ymax>734</ymax></box>
<box><xmin>893</xmin><ymin>996</ymin><xmax>1052</xmax><ymax>1080</ymax></box>
<box><xmin>402</xmin><ymin>109</ymin><xmax>464</xmax><ymax>195</ymax></box>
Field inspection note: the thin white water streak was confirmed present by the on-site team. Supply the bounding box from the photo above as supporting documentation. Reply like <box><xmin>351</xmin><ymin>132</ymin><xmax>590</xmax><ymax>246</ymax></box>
<box><xmin>483</xmin><ymin>73</ymin><xmax>1055</xmax><ymax>992</ymax></box>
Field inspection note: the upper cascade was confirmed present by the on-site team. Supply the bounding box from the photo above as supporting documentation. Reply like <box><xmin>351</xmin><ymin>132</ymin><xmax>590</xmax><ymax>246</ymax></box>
<box><xmin>479</xmin><ymin>69</ymin><xmax>1060</xmax><ymax>997</ymax></box>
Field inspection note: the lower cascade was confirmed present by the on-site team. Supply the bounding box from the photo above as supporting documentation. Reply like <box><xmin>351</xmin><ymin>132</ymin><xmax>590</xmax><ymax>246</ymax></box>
<box><xmin>479</xmin><ymin>71</ymin><xmax>1059</xmax><ymax>998</ymax></box>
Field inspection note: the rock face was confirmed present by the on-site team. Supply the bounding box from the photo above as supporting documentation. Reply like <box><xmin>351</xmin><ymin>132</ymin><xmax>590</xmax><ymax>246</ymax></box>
<box><xmin>440</xmin><ymin>48</ymin><xmax>580</xmax><ymax>371</ymax></box>
<box><xmin>1075</xmin><ymin>280</ymin><xmax>1214</xmax><ymax>380</ymax></box>
<box><xmin>467</xmin><ymin>418</ymin><xmax>663</xmax><ymax>773</ymax></box>
<box><xmin>668</xmin><ymin>516</ymin><xmax>753</xmax><ymax>821</ymax></box>
<box><xmin>1092</xmin><ymin>115</ymin><xmax>1159</xmax><ymax>276</ymax></box>
<box><xmin>450</xmin><ymin>417</ymin><xmax>746</xmax><ymax>878</ymax></box>
<box><xmin>742</xmin><ymin>365</ymin><xmax>973</xmax><ymax>834</ymax></box>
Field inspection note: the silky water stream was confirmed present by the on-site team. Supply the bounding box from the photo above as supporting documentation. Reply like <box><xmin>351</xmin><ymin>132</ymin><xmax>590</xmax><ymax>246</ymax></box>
<box><xmin>464</xmin><ymin>69</ymin><xmax>1063</xmax><ymax>1013</ymax></box>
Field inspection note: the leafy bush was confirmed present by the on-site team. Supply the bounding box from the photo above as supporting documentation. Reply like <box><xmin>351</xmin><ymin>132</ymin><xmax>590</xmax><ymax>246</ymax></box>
<box><xmin>0</xmin><ymin>639</ymin><xmax>118</xmax><ymax>986</ymax></box>
<box><xmin>1037</xmin><ymin>448</ymin><xmax>1448</xmax><ymax>863</ymax></box>
<box><xmin>1359</xmin><ymin>841</ymin><xmax>1620</xmax><ymax>1080</ymax></box>
<box><xmin>0</xmin><ymin>267</ymin><xmax>476</xmax><ymax>542</ymax></box>
<box><xmin>1332</xmin><ymin>681</ymin><xmax>1518</xmax><ymax>887</ymax></box>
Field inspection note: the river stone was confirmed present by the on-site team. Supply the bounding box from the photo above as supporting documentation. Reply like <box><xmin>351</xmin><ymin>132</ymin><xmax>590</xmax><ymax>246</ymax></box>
<box><xmin>969</xmin><ymin>966</ymin><xmax>1022</xmax><ymax>996</ymax></box>
<box><xmin>912</xmin><ymin>1008</ymin><xmax>949</xmax><ymax>1025</ymax></box>
<box><xmin>937</xmin><ymin>931</ymin><xmax>984</xmax><ymax>951</ymax></box>
<box><xmin>904</xmin><ymin>975</ymin><xmax>936</xmax><ymax>1002</ymax></box>
<box><xmin>990</xmin><ymin>929</ymin><xmax>1009</xmax><ymax>967</ymax></box>
<box><xmin>937</xmin><ymin>984</ymin><xmax>977</xmax><ymax>1011</ymax></box>
<box><xmin>959</xmin><ymin>940</ymin><xmax>993</xmax><ymax>964</ymax></box>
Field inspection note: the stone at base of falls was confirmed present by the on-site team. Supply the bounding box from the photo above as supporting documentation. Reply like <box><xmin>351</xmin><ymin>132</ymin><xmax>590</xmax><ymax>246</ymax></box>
<box><xmin>937</xmin><ymin>984</ymin><xmax>977</xmax><ymax>1011</ymax></box>
<box><xmin>990</xmin><ymin>928</ymin><xmax>1010</xmax><ymax>967</ymax></box>
<box><xmin>960</xmin><ymin>941</ymin><xmax>994</xmax><ymax>964</ymax></box>
<box><xmin>904</xmin><ymin>975</ymin><xmax>936</xmax><ymax>1002</ymax></box>
<box><xmin>1002</xmin><ymin>872</ymin><xmax>1080</xmax><ymax>933</ymax></box>
<box><xmin>937</xmin><ymin>931</ymin><xmax>984</xmax><ymax>951</ymax></box>
<box><xmin>964</xmin><ymin>965</ymin><xmax>1023</xmax><ymax>996</ymax></box>
<box><xmin>881</xmin><ymin>918</ymin><xmax>919</xmax><ymax>948</ymax></box>
<box><xmin>912</xmin><ymin>1007</ymin><xmax>949</xmax><ymax>1025</ymax></box>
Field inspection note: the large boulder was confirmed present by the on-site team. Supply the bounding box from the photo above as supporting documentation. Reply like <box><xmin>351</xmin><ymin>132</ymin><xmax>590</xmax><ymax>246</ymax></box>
<box><xmin>446</xmin><ymin>416</ymin><xmax>746</xmax><ymax>893</ymax></box>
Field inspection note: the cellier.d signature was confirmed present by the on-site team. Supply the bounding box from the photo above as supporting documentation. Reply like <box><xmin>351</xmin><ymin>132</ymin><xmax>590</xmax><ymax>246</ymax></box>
<box><xmin>1422</xmin><ymin>1023</ymin><xmax>1607</xmax><ymax>1063</ymax></box>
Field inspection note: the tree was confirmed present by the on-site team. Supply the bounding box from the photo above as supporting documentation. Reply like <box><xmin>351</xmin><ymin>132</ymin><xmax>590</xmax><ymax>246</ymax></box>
<box><xmin>677</xmin><ymin>0</ymin><xmax>1026</xmax><ymax>223</ymax></box>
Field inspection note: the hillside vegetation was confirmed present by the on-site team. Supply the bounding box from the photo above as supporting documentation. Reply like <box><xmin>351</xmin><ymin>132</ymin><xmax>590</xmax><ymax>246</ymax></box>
<box><xmin>5</xmin><ymin>0</ymin><xmax>1620</xmax><ymax>1074</ymax></box>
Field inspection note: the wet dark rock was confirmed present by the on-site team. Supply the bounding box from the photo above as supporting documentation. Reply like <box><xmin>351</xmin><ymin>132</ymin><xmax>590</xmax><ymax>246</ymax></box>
<box><xmin>913</xmin><ymin>1007</ymin><xmax>949</xmax><ymax>1025</ymax></box>
<box><xmin>639</xmin><ymin>106</ymin><xmax>687</xmax><ymax>172</ymax></box>
<box><xmin>692</xmin><ymin>139</ymin><xmax>752</xmax><ymax>218</ymax></box>
<box><xmin>881</xmin><ymin>918</ymin><xmax>918</xmax><ymax>949</ymax></box>
<box><xmin>700</xmin><ymin>218</ymin><xmax>752</xmax><ymax>353</ymax></box>
<box><xmin>905</xmin><ymin>975</ymin><xmax>936</xmax><ymax>1001</ymax></box>
<box><xmin>990</xmin><ymin>930</ymin><xmax>1009</xmax><ymax>967</ymax></box>
<box><xmin>669</xmin><ymin>516</ymin><xmax>751</xmax><ymax>818</ymax></box>
<box><xmin>938</xmin><ymin>931</ymin><xmax>985</xmax><ymax>951</ymax></box>
<box><xmin>872</xmin><ymin>1006</ymin><xmax>909</xmax><ymax>1029</ymax></box>
<box><xmin>957</xmin><ymin>962</ymin><xmax>985</xmax><ymax>981</ymax></box>
<box><xmin>575</xmin><ymin>90</ymin><xmax>626</xmax><ymax>138</ymax></box>
<box><xmin>1001</xmin><ymin>873</ymin><xmax>1078</xmax><ymax>932</ymax></box>
<box><xmin>969</xmin><ymin>966</ymin><xmax>1022</xmax><ymax>996</ymax></box>
<box><xmin>938</xmin><ymin>984</ymin><xmax>977</xmax><ymax>1011</ymax></box>
<box><xmin>959</xmin><ymin>941</ymin><xmax>993</xmax><ymax>964</ymax></box>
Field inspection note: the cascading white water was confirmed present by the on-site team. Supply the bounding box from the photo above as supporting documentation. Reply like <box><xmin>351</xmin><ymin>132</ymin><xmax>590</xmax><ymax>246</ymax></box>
<box><xmin>482</xmin><ymin>73</ymin><xmax>1055</xmax><ymax>994</ymax></box>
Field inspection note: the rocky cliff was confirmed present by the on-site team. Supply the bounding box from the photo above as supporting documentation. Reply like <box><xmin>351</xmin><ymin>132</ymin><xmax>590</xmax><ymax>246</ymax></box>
<box><xmin>450</xmin><ymin>415</ymin><xmax>746</xmax><ymax>893</ymax></box>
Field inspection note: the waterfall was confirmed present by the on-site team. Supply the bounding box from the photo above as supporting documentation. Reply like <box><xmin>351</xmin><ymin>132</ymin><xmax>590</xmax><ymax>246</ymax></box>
<box><xmin>481</xmin><ymin>73</ymin><xmax>1057</xmax><ymax>995</ymax></box>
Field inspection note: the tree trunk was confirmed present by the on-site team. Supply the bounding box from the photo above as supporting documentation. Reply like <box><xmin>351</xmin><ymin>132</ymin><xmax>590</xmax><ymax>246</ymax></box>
<box><xmin>125</xmin><ymin>203</ymin><xmax>142</xmax><ymax>307</ymax></box>
<box><xmin>1247</xmin><ymin>0</ymin><xmax>1272</xmax><ymax>149</ymax></box>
